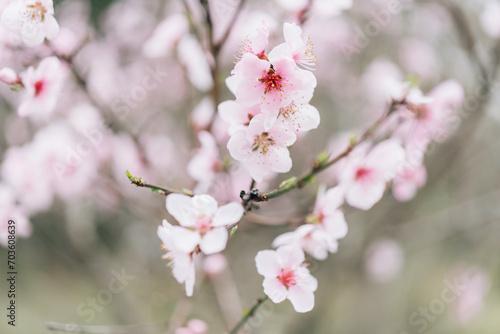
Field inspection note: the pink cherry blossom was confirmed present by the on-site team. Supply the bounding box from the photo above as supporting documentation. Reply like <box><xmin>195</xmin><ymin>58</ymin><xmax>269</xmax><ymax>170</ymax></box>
<box><xmin>364</xmin><ymin>239</ymin><xmax>404</xmax><ymax>282</ymax></box>
<box><xmin>166</xmin><ymin>194</ymin><xmax>244</xmax><ymax>254</ymax></box>
<box><xmin>339</xmin><ymin>140</ymin><xmax>405</xmax><ymax>210</ymax></box>
<box><xmin>142</xmin><ymin>13</ymin><xmax>188</xmax><ymax>58</ymax></box>
<box><xmin>268</xmin><ymin>23</ymin><xmax>317</xmax><ymax>70</ymax></box>
<box><xmin>157</xmin><ymin>220</ymin><xmax>198</xmax><ymax>296</ymax></box>
<box><xmin>233</xmin><ymin>53</ymin><xmax>316</xmax><ymax>112</ymax></box>
<box><xmin>175</xmin><ymin>319</ymin><xmax>208</xmax><ymax>334</ymax></box>
<box><xmin>203</xmin><ymin>253</ymin><xmax>227</xmax><ymax>277</ymax></box>
<box><xmin>392</xmin><ymin>163</ymin><xmax>427</xmax><ymax>202</ymax></box>
<box><xmin>236</xmin><ymin>19</ymin><xmax>269</xmax><ymax>60</ymax></box>
<box><xmin>218</xmin><ymin>100</ymin><xmax>260</xmax><ymax>135</ymax></box>
<box><xmin>273</xmin><ymin>185</ymin><xmax>347</xmax><ymax>260</ymax></box>
<box><xmin>227</xmin><ymin>114</ymin><xmax>296</xmax><ymax>182</ymax></box>
<box><xmin>270</xmin><ymin>99</ymin><xmax>320</xmax><ymax>133</ymax></box>
<box><xmin>18</xmin><ymin>56</ymin><xmax>66</xmax><ymax>118</ymax></box>
<box><xmin>0</xmin><ymin>67</ymin><xmax>20</xmax><ymax>85</ymax></box>
<box><xmin>1</xmin><ymin>0</ymin><xmax>59</xmax><ymax>47</ymax></box>
<box><xmin>187</xmin><ymin>131</ymin><xmax>222</xmax><ymax>187</ymax></box>
<box><xmin>255</xmin><ymin>245</ymin><xmax>318</xmax><ymax>313</ymax></box>
<box><xmin>480</xmin><ymin>1</ymin><xmax>500</xmax><ymax>39</ymax></box>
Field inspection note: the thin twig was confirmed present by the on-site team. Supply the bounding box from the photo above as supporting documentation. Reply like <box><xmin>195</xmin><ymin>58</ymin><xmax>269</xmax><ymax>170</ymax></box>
<box><xmin>126</xmin><ymin>170</ymin><xmax>193</xmax><ymax>197</ymax></box>
<box><xmin>229</xmin><ymin>296</ymin><xmax>269</xmax><ymax>334</ymax></box>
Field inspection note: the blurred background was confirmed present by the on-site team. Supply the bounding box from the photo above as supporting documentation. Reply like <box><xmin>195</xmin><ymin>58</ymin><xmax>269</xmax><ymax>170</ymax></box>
<box><xmin>1</xmin><ymin>0</ymin><xmax>500</xmax><ymax>333</ymax></box>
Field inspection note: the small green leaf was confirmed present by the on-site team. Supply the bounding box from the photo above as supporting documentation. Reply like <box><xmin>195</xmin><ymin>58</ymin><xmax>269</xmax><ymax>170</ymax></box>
<box><xmin>125</xmin><ymin>170</ymin><xmax>134</xmax><ymax>181</ymax></box>
<box><xmin>230</xmin><ymin>226</ymin><xmax>238</xmax><ymax>236</ymax></box>
<box><xmin>349</xmin><ymin>134</ymin><xmax>357</xmax><ymax>147</ymax></box>
<box><xmin>279</xmin><ymin>177</ymin><xmax>297</xmax><ymax>189</ymax></box>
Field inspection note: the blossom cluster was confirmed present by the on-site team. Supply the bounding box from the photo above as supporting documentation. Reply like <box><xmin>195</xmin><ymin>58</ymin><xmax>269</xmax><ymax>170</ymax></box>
<box><xmin>222</xmin><ymin>21</ymin><xmax>320</xmax><ymax>182</ymax></box>
<box><xmin>157</xmin><ymin>194</ymin><xmax>243</xmax><ymax>296</ymax></box>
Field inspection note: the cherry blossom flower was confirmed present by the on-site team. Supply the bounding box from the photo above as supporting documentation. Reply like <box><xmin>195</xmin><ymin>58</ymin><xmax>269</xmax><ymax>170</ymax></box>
<box><xmin>157</xmin><ymin>220</ymin><xmax>197</xmax><ymax>296</ymax></box>
<box><xmin>227</xmin><ymin>114</ymin><xmax>296</xmax><ymax>182</ymax></box>
<box><xmin>1</xmin><ymin>0</ymin><xmax>59</xmax><ymax>47</ymax></box>
<box><xmin>232</xmin><ymin>53</ymin><xmax>316</xmax><ymax>112</ymax></box>
<box><xmin>273</xmin><ymin>185</ymin><xmax>347</xmax><ymax>260</ymax></box>
<box><xmin>203</xmin><ymin>253</ymin><xmax>227</xmax><ymax>277</ymax></box>
<box><xmin>142</xmin><ymin>13</ymin><xmax>188</xmax><ymax>58</ymax></box>
<box><xmin>187</xmin><ymin>131</ymin><xmax>222</xmax><ymax>187</ymax></box>
<box><xmin>166</xmin><ymin>194</ymin><xmax>244</xmax><ymax>254</ymax></box>
<box><xmin>18</xmin><ymin>56</ymin><xmax>66</xmax><ymax>118</ymax></box>
<box><xmin>364</xmin><ymin>239</ymin><xmax>404</xmax><ymax>282</ymax></box>
<box><xmin>218</xmin><ymin>100</ymin><xmax>260</xmax><ymax>135</ymax></box>
<box><xmin>392</xmin><ymin>163</ymin><xmax>427</xmax><ymax>202</ymax></box>
<box><xmin>268</xmin><ymin>23</ymin><xmax>317</xmax><ymax>70</ymax></box>
<box><xmin>0</xmin><ymin>67</ymin><xmax>20</xmax><ymax>85</ymax></box>
<box><xmin>270</xmin><ymin>99</ymin><xmax>320</xmax><ymax>133</ymax></box>
<box><xmin>339</xmin><ymin>140</ymin><xmax>405</xmax><ymax>210</ymax></box>
<box><xmin>175</xmin><ymin>319</ymin><xmax>208</xmax><ymax>334</ymax></box>
<box><xmin>480</xmin><ymin>1</ymin><xmax>500</xmax><ymax>39</ymax></box>
<box><xmin>236</xmin><ymin>19</ymin><xmax>269</xmax><ymax>60</ymax></box>
<box><xmin>255</xmin><ymin>245</ymin><xmax>318</xmax><ymax>313</ymax></box>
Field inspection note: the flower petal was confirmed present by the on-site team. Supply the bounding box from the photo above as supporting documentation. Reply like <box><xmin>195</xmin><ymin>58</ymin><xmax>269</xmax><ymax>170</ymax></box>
<box><xmin>263</xmin><ymin>277</ymin><xmax>287</xmax><ymax>303</ymax></box>
<box><xmin>255</xmin><ymin>250</ymin><xmax>282</xmax><ymax>277</ymax></box>
<box><xmin>199</xmin><ymin>228</ymin><xmax>228</xmax><ymax>255</ymax></box>
<box><xmin>212</xmin><ymin>202</ymin><xmax>244</xmax><ymax>227</ymax></box>
<box><xmin>287</xmin><ymin>284</ymin><xmax>315</xmax><ymax>313</ymax></box>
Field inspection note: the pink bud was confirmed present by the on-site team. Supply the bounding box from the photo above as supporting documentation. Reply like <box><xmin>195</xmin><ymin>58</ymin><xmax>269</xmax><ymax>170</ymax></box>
<box><xmin>0</xmin><ymin>67</ymin><xmax>19</xmax><ymax>85</ymax></box>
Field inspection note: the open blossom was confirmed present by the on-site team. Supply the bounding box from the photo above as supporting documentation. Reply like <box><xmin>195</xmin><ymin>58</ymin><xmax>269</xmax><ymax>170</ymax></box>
<box><xmin>255</xmin><ymin>246</ymin><xmax>318</xmax><ymax>313</ymax></box>
<box><xmin>233</xmin><ymin>52</ymin><xmax>316</xmax><ymax>112</ymax></box>
<box><xmin>392</xmin><ymin>163</ymin><xmax>427</xmax><ymax>202</ymax></box>
<box><xmin>236</xmin><ymin>19</ymin><xmax>269</xmax><ymax>60</ymax></box>
<box><xmin>1</xmin><ymin>0</ymin><xmax>59</xmax><ymax>47</ymax></box>
<box><xmin>339</xmin><ymin>140</ymin><xmax>405</xmax><ymax>210</ymax></box>
<box><xmin>166</xmin><ymin>194</ymin><xmax>244</xmax><ymax>255</ymax></box>
<box><xmin>157</xmin><ymin>220</ymin><xmax>197</xmax><ymax>296</ymax></box>
<box><xmin>273</xmin><ymin>185</ymin><xmax>347</xmax><ymax>260</ymax></box>
<box><xmin>18</xmin><ymin>56</ymin><xmax>66</xmax><ymax>117</ymax></box>
<box><xmin>268</xmin><ymin>23</ymin><xmax>317</xmax><ymax>70</ymax></box>
<box><xmin>227</xmin><ymin>114</ymin><xmax>296</xmax><ymax>182</ymax></box>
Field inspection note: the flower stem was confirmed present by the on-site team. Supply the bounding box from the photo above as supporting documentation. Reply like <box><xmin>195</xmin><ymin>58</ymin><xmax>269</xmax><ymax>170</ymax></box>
<box><xmin>251</xmin><ymin>101</ymin><xmax>400</xmax><ymax>203</ymax></box>
<box><xmin>229</xmin><ymin>296</ymin><xmax>269</xmax><ymax>334</ymax></box>
<box><xmin>126</xmin><ymin>170</ymin><xmax>193</xmax><ymax>197</ymax></box>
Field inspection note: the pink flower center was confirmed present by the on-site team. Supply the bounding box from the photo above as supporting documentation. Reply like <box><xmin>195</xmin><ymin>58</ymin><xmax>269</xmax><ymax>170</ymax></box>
<box><xmin>252</xmin><ymin>132</ymin><xmax>274</xmax><ymax>154</ymax></box>
<box><xmin>408</xmin><ymin>103</ymin><xmax>429</xmax><ymax>120</ymax></box>
<box><xmin>34</xmin><ymin>80</ymin><xmax>45</xmax><ymax>96</ymax></box>
<box><xmin>278</xmin><ymin>269</ymin><xmax>296</xmax><ymax>288</ymax></box>
<box><xmin>355</xmin><ymin>167</ymin><xmax>373</xmax><ymax>181</ymax></box>
<box><xmin>259</xmin><ymin>69</ymin><xmax>284</xmax><ymax>94</ymax></box>
<box><xmin>196</xmin><ymin>216</ymin><xmax>212</xmax><ymax>234</ymax></box>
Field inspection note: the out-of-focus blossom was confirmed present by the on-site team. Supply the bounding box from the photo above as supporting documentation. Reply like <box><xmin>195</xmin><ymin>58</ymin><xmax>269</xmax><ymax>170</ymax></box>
<box><xmin>0</xmin><ymin>185</ymin><xmax>32</xmax><ymax>247</ymax></box>
<box><xmin>0</xmin><ymin>67</ymin><xmax>20</xmax><ymax>85</ymax></box>
<box><xmin>18</xmin><ymin>56</ymin><xmax>66</xmax><ymax>118</ymax></box>
<box><xmin>398</xmin><ymin>39</ymin><xmax>438</xmax><ymax>82</ymax></box>
<box><xmin>203</xmin><ymin>253</ymin><xmax>227</xmax><ymax>277</ymax></box>
<box><xmin>1</xmin><ymin>0</ymin><xmax>59</xmax><ymax>47</ymax></box>
<box><xmin>364</xmin><ymin>239</ymin><xmax>404</xmax><ymax>282</ymax></box>
<box><xmin>275</xmin><ymin>0</ymin><xmax>352</xmax><ymax>17</ymax></box>
<box><xmin>188</xmin><ymin>131</ymin><xmax>222</xmax><ymax>186</ymax></box>
<box><xmin>166</xmin><ymin>194</ymin><xmax>244</xmax><ymax>255</ymax></box>
<box><xmin>273</xmin><ymin>185</ymin><xmax>347</xmax><ymax>260</ymax></box>
<box><xmin>255</xmin><ymin>245</ymin><xmax>318</xmax><ymax>313</ymax></box>
<box><xmin>480</xmin><ymin>1</ymin><xmax>500</xmax><ymax>39</ymax></box>
<box><xmin>392</xmin><ymin>163</ymin><xmax>427</xmax><ymax>202</ymax></box>
<box><xmin>339</xmin><ymin>140</ymin><xmax>405</xmax><ymax>210</ymax></box>
<box><xmin>454</xmin><ymin>268</ymin><xmax>491</xmax><ymax>324</ymax></box>
<box><xmin>177</xmin><ymin>35</ymin><xmax>213</xmax><ymax>92</ymax></box>
<box><xmin>190</xmin><ymin>97</ymin><xmax>215</xmax><ymax>131</ymax></box>
<box><xmin>175</xmin><ymin>319</ymin><xmax>208</xmax><ymax>334</ymax></box>
<box><xmin>143</xmin><ymin>14</ymin><xmax>189</xmax><ymax>58</ymax></box>
<box><xmin>227</xmin><ymin>114</ymin><xmax>296</xmax><ymax>182</ymax></box>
